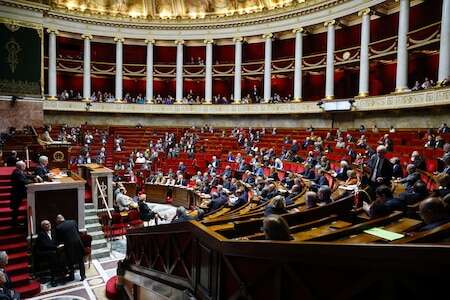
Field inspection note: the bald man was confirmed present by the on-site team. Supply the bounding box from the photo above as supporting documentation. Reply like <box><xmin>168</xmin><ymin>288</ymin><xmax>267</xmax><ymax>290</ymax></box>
<box><xmin>419</xmin><ymin>198</ymin><xmax>450</xmax><ymax>231</ymax></box>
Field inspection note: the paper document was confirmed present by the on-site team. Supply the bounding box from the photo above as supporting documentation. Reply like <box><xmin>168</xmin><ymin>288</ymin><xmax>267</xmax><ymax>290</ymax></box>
<box><xmin>363</xmin><ymin>227</ymin><xmax>405</xmax><ymax>241</ymax></box>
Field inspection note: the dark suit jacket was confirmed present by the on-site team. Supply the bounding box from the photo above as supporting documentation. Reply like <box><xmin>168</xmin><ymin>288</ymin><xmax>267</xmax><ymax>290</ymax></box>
<box><xmin>367</xmin><ymin>155</ymin><xmax>393</xmax><ymax>185</ymax></box>
<box><xmin>35</xmin><ymin>231</ymin><xmax>57</xmax><ymax>253</ymax></box>
<box><xmin>10</xmin><ymin>169</ymin><xmax>31</xmax><ymax>209</ymax></box>
<box><xmin>35</xmin><ymin>164</ymin><xmax>50</xmax><ymax>181</ymax></box>
<box><xmin>55</xmin><ymin>220</ymin><xmax>84</xmax><ymax>264</ymax></box>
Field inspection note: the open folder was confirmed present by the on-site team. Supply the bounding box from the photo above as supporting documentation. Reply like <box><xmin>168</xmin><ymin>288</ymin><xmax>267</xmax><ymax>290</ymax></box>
<box><xmin>363</xmin><ymin>227</ymin><xmax>405</xmax><ymax>241</ymax></box>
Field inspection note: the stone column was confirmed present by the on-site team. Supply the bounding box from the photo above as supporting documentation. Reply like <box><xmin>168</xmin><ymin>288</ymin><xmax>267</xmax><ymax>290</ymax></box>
<box><xmin>114</xmin><ymin>37</ymin><xmax>124</xmax><ymax>102</ymax></box>
<box><xmin>292</xmin><ymin>28</ymin><xmax>304</xmax><ymax>102</ymax></box>
<box><xmin>47</xmin><ymin>29</ymin><xmax>58</xmax><ymax>100</ymax></box>
<box><xmin>145</xmin><ymin>39</ymin><xmax>155</xmax><ymax>103</ymax></box>
<box><xmin>175</xmin><ymin>40</ymin><xmax>184</xmax><ymax>103</ymax></box>
<box><xmin>358</xmin><ymin>9</ymin><xmax>371</xmax><ymax>97</ymax></box>
<box><xmin>82</xmin><ymin>34</ymin><xmax>92</xmax><ymax>101</ymax></box>
<box><xmin>263</xmin><ymin>33</ymin><xmax>273</xmax><ymax>103</ymax></box>
<box><xmin>324</xmin><ymin>20</ymin><xmax>336</xmax><ymax>100</ymax></box>
<box><xmin>204</xmin><ymin>39</ymin><xmax>213</xmax><ymax>104</ymax></box>
<box><xmin>395</xmin><ymin>0</ymin><xmax>410</xmax><ymax>92</ymax></box>
<box><xmin>439</xmin><ymin>0</ymin><xmax>450</xmax><ymax>83</ymax></box>
<box><xmin>233</xmin><ymin>37</ymin><xmax>243</xmax><ymax>104</ymax></box>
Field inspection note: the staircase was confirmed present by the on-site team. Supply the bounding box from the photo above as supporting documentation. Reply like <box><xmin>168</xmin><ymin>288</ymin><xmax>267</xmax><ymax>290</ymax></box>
<box><xmin>0</xmin><ymin>167</ymin><xmax>40</xmax><ymax>298</ymax></box>
<box><xmin>84</xmin><ymin>203</ymin><xmax>110</xmax><ymax>259</ymax></box>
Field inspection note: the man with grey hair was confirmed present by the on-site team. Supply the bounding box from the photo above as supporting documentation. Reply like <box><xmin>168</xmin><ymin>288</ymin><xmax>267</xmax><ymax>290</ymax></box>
<box><xmin>35</xmin><ymin>156</ymin><xmax>52</xmax><ymax>182</ymax></box>
<box><xmin>35</xmin><ymin>219</ymin><xmax>59</xmax><ymax>286</ymax></box>
<box><xmin>11</xmin><ymin>161</ymin><xmax>32</xmax><ymax>226</ymax></box>
<box><xmin>367</xmin><ymin>145</ymin><xmax>393</xmax><ymax>188</ymax></box>
<box><xmin>0</xmin><ymin>251</ymin><xmax>11</xmax><ymax>290</ymax></box>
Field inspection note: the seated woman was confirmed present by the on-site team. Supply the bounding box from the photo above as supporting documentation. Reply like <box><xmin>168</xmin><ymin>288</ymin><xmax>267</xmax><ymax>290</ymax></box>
<box><xmin>344</xmin><ymin>170</ymin><xmax>358</xmax><ymax>186</ymax></box>
<box><xmin>262</xmin><ymin>215</ymin><xmax>293</xmax><ymax>241</ymax></box>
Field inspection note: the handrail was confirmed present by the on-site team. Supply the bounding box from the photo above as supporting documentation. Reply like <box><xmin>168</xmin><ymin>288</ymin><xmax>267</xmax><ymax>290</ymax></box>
<box><xmin>96</xmin><ymin>177</ymin><xmax>112</xmax><ymax>219</ymax></box>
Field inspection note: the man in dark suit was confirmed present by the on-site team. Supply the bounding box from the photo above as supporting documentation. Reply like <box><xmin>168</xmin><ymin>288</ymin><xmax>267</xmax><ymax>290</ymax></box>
<box><xmin>10</xmin><ymin>161</ymin><xmax>33</xmax><ymax>226</ymax></box>
<box><xmin>367</xmin><ymin>145</ymin><xmax>393</xmax><ymax>189</ymax></box>
<box><xmin>397</xmin><ymin>164</ymin><xmax>420</xmax><ymax>192</ymax></box>
<box><xmin>35</xmin><ymin>220</ymin><xmax>60</xmax><ymax>286</ymax></box>
<box><xmin>55</xmin><ymin>215</ymin><xmax>85</xmax><ymax>281</ymax></box>
<box><xmin>34</xmin><ymin>156</ymin><xmax>53</xmax><ymax>182</ymax></box>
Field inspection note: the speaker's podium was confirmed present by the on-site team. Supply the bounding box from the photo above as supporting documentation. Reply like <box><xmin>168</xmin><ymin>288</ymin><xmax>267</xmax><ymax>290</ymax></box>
<box><xmin>37</xmin><ymin>141</ymin><xmax>71</xmax><ymax>169</ymax></box>
<box><xmin>26</xmin><ymin>172</ymin><xmax>86</xmax><ymax>236</ymax></box>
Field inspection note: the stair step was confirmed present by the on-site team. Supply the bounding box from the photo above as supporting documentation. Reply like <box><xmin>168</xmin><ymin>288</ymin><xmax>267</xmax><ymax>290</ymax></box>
<box><xmin>0</xmin><ymin>233</ymin><xmax>24</xmax><ymax>245</ymax></box>
<box><xmin>0</xmin><ymin>186</ymin><xmax>12</xmax><ymax>193</ymax></box>
<box><xmin>85</xmin><ymin>203</ymin><xmax>95</xmax><ymax>210</ymax></box>
<box><xmin>85</xmin><ymin>215</ymin><xmax>100</xmax><ymax>224</ymax></box>
<box><xmin>91</xmin><ymin>239</ymin><xmax>108</xmax><ymax>250</ymax></box>
<box><xmin>15</xmin><ymin>280</ymin><xmax>40</xmax><ymax>298</ymax></box>
<box><xmin>7</xmin><ymin>252</ymin><xmax>29</xmax><ymax>264</ymax></box>
<box><xmin>85</xmin><ymin>209</ymin><xmax>98</xmax><ymax>217</ymax></box>
<box><xmin>5</xmin><ymin>261</ymin><xmax>29</xmax><ymax>275</ymax></box>
<box><xmin>0</xmin><ymin>215</ymin><xmax>26</xmax><ymax>226</ymax></box>
<box><xmin>92</xmin><ymin>247</ymin><xmax>110</xmax><ymax>259</ymax></box>
<box><xmin>0</xmin><ymin>193</ymin><xmax>10</xmax><ymax>200</ymax></box>
<box><xmin>0</xmin><ymin>200</ymin><xmax>11</xmax><ymax>208</ymax></box>
<box><xmin>1</xmin><ymin>241</ymin><xmax>27</xmax><ymax>253</ymax></box>
<box><xmin>86</xmin><ymin>223</ymin><xmax>103</xmax><ymax>232</ymax></box>
<box><xmin>89</xmin><ymin>230</ymin><xmax>106</xmax><ymax>240</ymax></box>
<box><xmin>0</xmin><ymin>180</ymin><xmax>11</xmax><ymax>186</ymax></box>
<box><xmin>10</xmin><ymin>273</ymin><xmax>31</xmax><ymax>287</ymax></box>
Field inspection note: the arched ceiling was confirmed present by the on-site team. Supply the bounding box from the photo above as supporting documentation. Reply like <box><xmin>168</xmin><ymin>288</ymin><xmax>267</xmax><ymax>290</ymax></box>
<box><xmin>48</xmin><ymin>0</ymin><xmax>306</xmax><ymax>20</ymax></box>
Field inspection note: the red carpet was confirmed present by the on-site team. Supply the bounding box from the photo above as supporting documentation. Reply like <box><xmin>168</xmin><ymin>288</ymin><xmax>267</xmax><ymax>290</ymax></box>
<box><xmin>0</xmin><ymin>167</ymin><xmax>40</xmax><ymax>298</ymax></box>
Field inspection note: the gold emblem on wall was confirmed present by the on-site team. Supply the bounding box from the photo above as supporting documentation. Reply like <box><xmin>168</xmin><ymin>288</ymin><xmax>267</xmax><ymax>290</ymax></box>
<box><xmin>53</xmin><ymin>151</ymin><xmax>65</xmax><ymax>162</ymax></box>
<box><xmin>5</xmin><ymin>39</ymin><xmax>21</xmax><ymax>73</ymax></box>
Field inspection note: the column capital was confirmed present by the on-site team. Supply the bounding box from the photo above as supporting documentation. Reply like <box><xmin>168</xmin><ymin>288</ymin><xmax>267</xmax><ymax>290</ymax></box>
<box><xmin>292</xmin><ymin>28</ymin><xmax>306</xmax><ymax>34</ymax></box>
<box><xmin>203</xmin><ymin>39</ymin><xmax>214</xmax><ymax>45</ymax></box>
<box><xmin>81</xmin><ymin>34</ymin><xmax>93</xmax><ymax>40</ymax></box>
<box><xmin>233</xmin><ymin>36</ymin><xmax>244</xmax><ymax>43</ymax></box>
<box><xmin>262</xmin><ymin>33</ymin><xmax>274</xmax><ymax>40</ymax></box>
<box><xmin>47</xmin><ymin>28</ymin><xmax>59</xmax><ymax>35</ymax></box>
<box><xmin>145</xmin><ymin>39</ymin><xmax>155</xmax><ymax>44</ymax></box>
<box><xmin>358</xmin><ymin>8</ymin><xmax>372</xmax><ymax>17</ymax></box>
<box><xmin>175</xmin><ymin>39</ymin><xmax>185</xmax><ymax>45</ymax></box>
<box><xmin>114</xmin><ymin>37</ymin><xmax>125</xmax><ymax>43</ymax></box>
<box><xmin>324</xmin><ymin>20</ymin><xmax>336</xmax><ymax>27</ymax></box>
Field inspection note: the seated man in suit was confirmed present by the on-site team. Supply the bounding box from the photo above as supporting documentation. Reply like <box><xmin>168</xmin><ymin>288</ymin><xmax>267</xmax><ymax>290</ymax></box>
<box><xmin>175</xmin><ymin>173</ymin><xmax>188</xmax><ymax>186</ymax></box>
<box><xmin>34</xmin><ymin>156</ymin><xmax>53</xmax><ymax>182</ymax></box>
<box><xmin>115</xmin><ymin>187</ymin><xmax>138</xmax><ymax>211</ymax></box>
<box><xmin>398</xmin><ymin>180</ymin><xmax>428</xmax><ymax>205</ymax></box>
<box><xmin>137</xmin><ymin>195</ymin><xmax>163</xmax><ymax>225</ymax></box>
<box><xmin>419</xmin><ymin>197</ymin><xmax>450</xmax><ymax>231</ymax></box>
<box><xmin>55</xmin><ymin>215</ymin><xmax>85</xmax><ymax>281</ymax></box>
<box><xmin>317</xmin><ymin>186</ymin><xmax>332</xmax><ymax>205</ymax></box>
<box><xmin>171</xmin><ymin>207</ymin><xmax>194</xmax><ymax>223</ymax></box>
<box><xmin>363</xmin><ymin>185</ymin><xmax>400</xmax><ymax>218</ymax></box>
<box><xmin>262</xmin><ymin>215</ymin><xmax>293</xmax><ymax>241</ymax></box>
<box><xmin>397</xmin><ymin>164</ymin><xmax>420</xmax><ymax>192</ymax></box>
<box><xmin>230</xmin><ymin>189</ymin><xmax>248</xmax><ymax>208</ymax></box>
<box><xmin>35</xmin><ymin>220</ymin><xmax>61</xmax><ymax>286</ymax></box>
<box><xmin>0</xmin><ymin>252</ymin><xmax>11</xmax><ymax>291</ymax></box>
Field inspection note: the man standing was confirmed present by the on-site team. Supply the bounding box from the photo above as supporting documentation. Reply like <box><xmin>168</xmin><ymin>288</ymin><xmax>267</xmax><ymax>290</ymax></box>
<box><xmin>55</xmin><ymin>215</ymin><xmax>85</xmax><ymax>281</ymax></box>
<box><xmin>10</xmin><ymin>161</ymin><xmax>32</xmax><ymax>226</ymax></box>
<box><xmin>367</xmin><ymin>145</ymin><xmax>393</xmax><ymax>189</ymax></box>
<box><xmin>35</xmin><ymin>220</ymin><xmax>60</xmax><ymax>286</ymax></box>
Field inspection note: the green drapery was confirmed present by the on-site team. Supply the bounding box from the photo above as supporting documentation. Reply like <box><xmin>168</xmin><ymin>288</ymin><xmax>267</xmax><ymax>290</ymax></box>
<box><xmin>0</xmin><ymin>20</ymin><xmax>42</xmax><ymax>96</ymax></box>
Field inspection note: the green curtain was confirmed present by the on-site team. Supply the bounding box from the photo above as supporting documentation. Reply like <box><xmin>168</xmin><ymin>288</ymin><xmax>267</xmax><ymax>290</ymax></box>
<box><xmin>0</xmin><ymin>22</ymin><xmax>42</xmax><ymax>96</ymax></box>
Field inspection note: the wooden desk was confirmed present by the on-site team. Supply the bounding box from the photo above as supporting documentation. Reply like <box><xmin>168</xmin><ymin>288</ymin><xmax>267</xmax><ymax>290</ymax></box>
<box><xmin>144</xmin><ymin>184</ymin><xmax>202</xmax><ymax>208</ymax></box>
<box><xmin>292</xmin><ymin>220</ymin><xmax>353</xmax><ymax>242</ymax></box>
<box><xmin>334</xmin><ymin>218</ymin><xmax>422</xmax><ymax>244</ymax></box>
<box><xmin>27</xmin><ymin>174</ymin><xmax>86</xmax><ymax>236</ymax></box>
<box><xmin>78</xmin><ymin>164</ymin><xmax>113</xmax><ymax>210</ymax></box>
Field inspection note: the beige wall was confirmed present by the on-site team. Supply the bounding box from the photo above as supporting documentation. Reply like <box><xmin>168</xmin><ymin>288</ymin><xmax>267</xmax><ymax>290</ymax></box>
<box><xmin>43</xmin><ymin>106</ymin><xmax>450</xmax><ymax>129</ymax></box>
<box><xmin>0</xmin><ymin>99</ymin><xmax>44</xmax><ymax>131</ymax></box>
